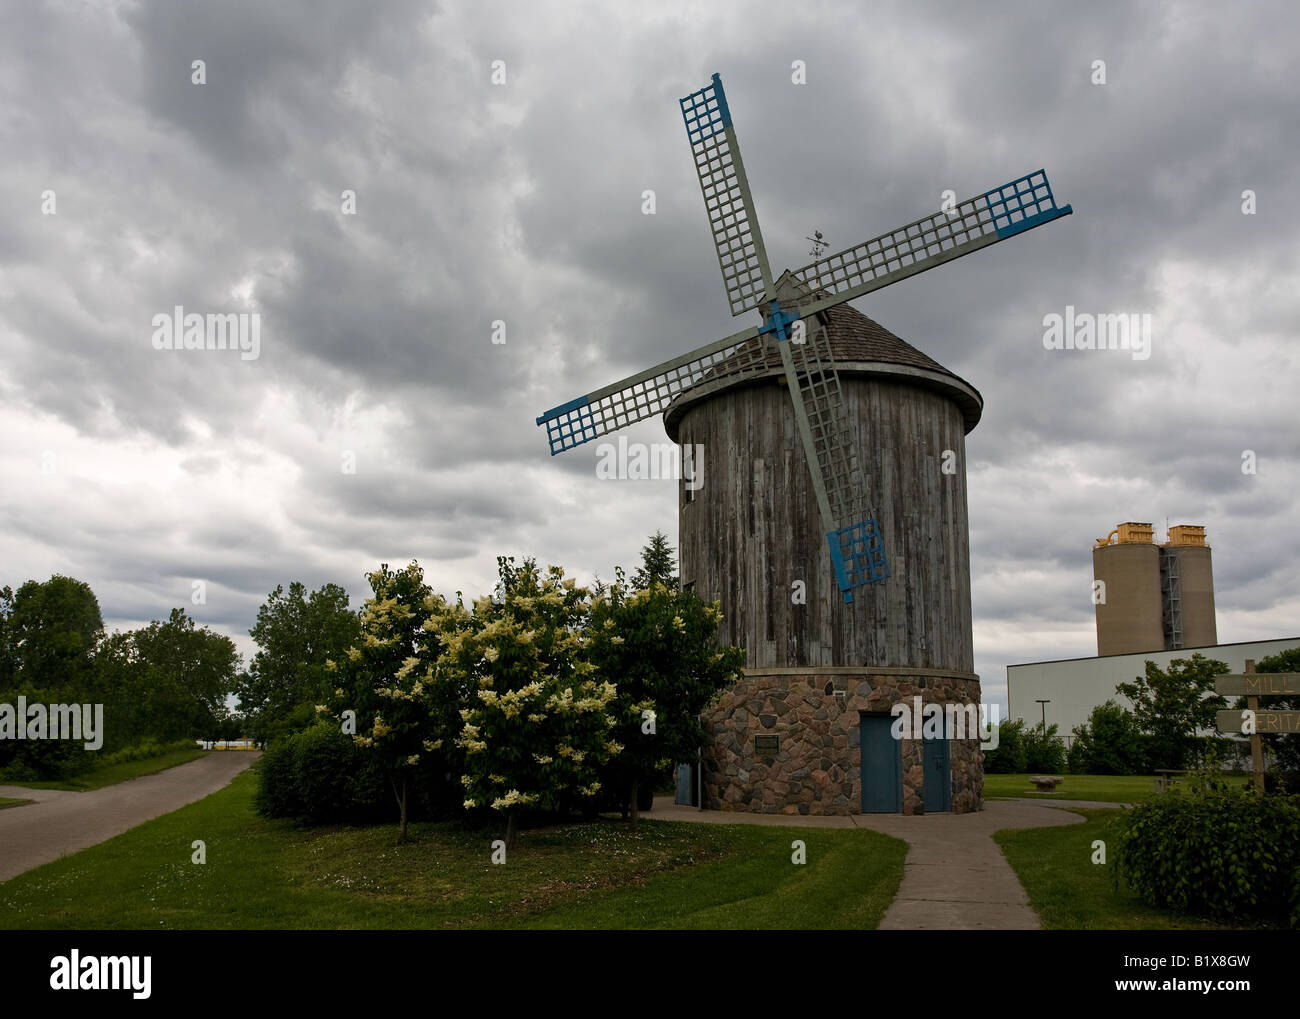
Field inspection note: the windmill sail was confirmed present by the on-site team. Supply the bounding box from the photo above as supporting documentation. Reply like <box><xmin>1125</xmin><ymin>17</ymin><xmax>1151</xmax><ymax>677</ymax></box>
<box><xmin>680</xmin><ymin>74</ymin><xmax>775</xmax><ymax>317</ymax></box>
<box><xmin>791</xmin><ymin>170</ymin><xmax>1072</xmax><ymax>319</ymax></box>
<box><xmin>535</xmin><ymin>324</ymin><xmax>769</xmax><ymax>455</ymax></box>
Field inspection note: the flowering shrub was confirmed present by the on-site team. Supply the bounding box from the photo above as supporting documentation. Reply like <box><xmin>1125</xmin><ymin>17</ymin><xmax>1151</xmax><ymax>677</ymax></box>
<box><xmin>325</xmin><ymin>561</ymin><xmax>464</xmax><ymax>841</ymax></box>
<box><xmin>433</xmin><ymin>557</ymin><xmax>619</xmax><ymax>846</ymax></box>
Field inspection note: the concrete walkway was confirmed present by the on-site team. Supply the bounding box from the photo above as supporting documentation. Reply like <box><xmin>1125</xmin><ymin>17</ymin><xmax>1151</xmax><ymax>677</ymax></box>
<box><xmin>652</xmin><ymin>795</ymin><xmax>1120</xmax><ymax>930</ymax></box>
<box><xmin>0</xmin><ymin>752</ymin><xmax>258</xmax><ymax>884</ymax></box>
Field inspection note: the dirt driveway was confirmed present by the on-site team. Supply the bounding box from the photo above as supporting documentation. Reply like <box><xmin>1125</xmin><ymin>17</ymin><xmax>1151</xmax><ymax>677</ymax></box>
<box><xmin>0</xmin><ymin>751</ymin><xmax>258</xmax><ymax>884</ymax></box>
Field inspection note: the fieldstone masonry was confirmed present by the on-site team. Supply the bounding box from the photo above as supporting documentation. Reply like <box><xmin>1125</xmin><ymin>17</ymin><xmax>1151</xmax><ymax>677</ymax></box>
<box><xmin>701</xmin><ymin>667</ymin><xmax>984</xmax><ymax>815</ymax></box>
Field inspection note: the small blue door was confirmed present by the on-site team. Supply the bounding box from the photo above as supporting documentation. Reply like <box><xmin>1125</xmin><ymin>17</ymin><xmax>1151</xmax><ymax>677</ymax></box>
<box><xmin>922</xmin><ymin>738</ymin><xmax>951</xmax><ymax>812</ymax></box>
<box><xmin>860</xmin><ymin>714</ymin><xmax>901</xmax><ymax>813</ymax></box>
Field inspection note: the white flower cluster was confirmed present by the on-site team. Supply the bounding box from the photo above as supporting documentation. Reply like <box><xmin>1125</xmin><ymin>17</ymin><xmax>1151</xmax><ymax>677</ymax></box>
<box><xmin>556</xmin><ymin>744</ymin><xmax>585</xmax><ymax>764</ymax></box>
<box><xmin>490</xmin><ymin>789</ymin><xmax>538</xmax><ymax>810</ymax></box>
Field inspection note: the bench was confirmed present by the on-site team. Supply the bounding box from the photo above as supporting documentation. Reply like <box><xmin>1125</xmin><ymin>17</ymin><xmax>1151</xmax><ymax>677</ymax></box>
<box><xmin>1028</xmin><ymin>776</ymin><xmax>1063</xmax><ymax>792</ymax></box>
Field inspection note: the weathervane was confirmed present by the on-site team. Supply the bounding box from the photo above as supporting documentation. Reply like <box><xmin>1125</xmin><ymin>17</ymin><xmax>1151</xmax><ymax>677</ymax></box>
<box><xmin>806</xmin><ymin>229</ymin><xmax>828</xmax><ymax>262</ymax></box>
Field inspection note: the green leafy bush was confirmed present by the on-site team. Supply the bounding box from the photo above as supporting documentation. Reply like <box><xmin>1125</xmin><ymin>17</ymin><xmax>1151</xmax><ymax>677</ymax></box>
<box><xmin>291</xmin><ymin>722</ymin><xmax>362</xmax><ymax>822</ymax></box>
<box><xmin>0</xmin><ymin>683</ymin><xmax>95</xmax><ymax>779</ymax></box>
<box><xmin>983</xmin><ymin>718</ymin><xmax>1028</xmax><ymax>773</ymax></box>
<box><xmin>98</xmin><ymin>738</ymin><xmax>196</xmax><ymax>766</ymax></box>
<box><xmin>1067</xmin><ymin>700</ymin><xmax>1147</xmax><ymax>775</ymax></box>
<box><xmin>253</xmin><ymin>735</ymin><xmax>302</xmax><ymax>819</ymax></box>
<box><xmin>1023</xmin><ymin>722</ymin><xmax>1066</xmax><ymax>773</ymax></box>
<box><xmin>254</xmin><ymin>721</ymin><xmax>394</xmax><ymax>824</ymax></box>
<box><xmin>1111</xmin><ymin>769</ymin><xmax>1300</xmax><ymax>928</ymax></box>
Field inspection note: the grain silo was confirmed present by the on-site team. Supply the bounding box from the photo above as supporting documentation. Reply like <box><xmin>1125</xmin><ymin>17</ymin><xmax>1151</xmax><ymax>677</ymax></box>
<box><xmin>665</xmin><ymin>276</ymin><xmax>984</xmax><ymax>815</ymax></box>
<box><xmin>1160</xmin><ymin>525</ymin><xmax>1217</xmax><ymax>649</ymax></box>
<box><xmin>1093</xmin><ymin>522</ymin><xmax>1164</xmax><ymax>655</ymax></box>
<box><xmin>1093</xmin><ymin>522</ymin><xmax>1217</xmax><ymax>654</ymax></box>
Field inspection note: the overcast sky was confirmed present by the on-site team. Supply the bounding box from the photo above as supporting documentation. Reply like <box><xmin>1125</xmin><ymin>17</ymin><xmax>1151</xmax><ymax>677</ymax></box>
<box><xmin>2</xmin><ymin>0</ymin><xmax>1296</xmax><ymax>717</ymax></box>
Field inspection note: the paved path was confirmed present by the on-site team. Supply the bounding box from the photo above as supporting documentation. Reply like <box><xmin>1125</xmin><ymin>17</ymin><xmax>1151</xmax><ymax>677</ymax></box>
<box><xmin>0</xmin><ymin>752</ymin><xmax>258</xmax><ymax>884</ymax></box>
<box><xmin>993</xmin><ymin>797</ymin><xmax>1134</xmax><ymax>809</ymax></box>
<box><xmin>652</xmin><ymin>795</ymin><xmax>1119</xmax><ymax>930</ymax></box>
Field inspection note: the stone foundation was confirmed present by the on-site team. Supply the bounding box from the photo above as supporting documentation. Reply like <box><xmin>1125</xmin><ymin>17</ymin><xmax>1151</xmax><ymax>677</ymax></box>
<box><xmin>701</xmin><ymin>667</ymin><xmax>984</xmax><ymax>815</ymax></box>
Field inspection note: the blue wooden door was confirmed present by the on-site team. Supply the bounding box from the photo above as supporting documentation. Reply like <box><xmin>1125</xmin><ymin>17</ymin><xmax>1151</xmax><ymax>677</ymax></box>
<box><xmin>860</xmin><ymin>714</ymin><xmax>901</xmax><ymax>813</ymax></box>
<box><xmin>922</xmin><ymin>738</ymin><xmax>951</xmax><ymax>812</ymax></box>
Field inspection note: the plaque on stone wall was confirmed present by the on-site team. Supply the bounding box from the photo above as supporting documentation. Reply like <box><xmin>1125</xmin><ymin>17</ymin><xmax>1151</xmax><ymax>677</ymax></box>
<box><xmin>754</xmin><ymin>735</ymin><xmax>779</xmax><ymax>753</ymax></box>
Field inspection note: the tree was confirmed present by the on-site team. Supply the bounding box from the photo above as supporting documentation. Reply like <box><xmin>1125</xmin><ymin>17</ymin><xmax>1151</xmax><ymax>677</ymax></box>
<box><xmin>631</xmin><ymin>531</ymin><xmax>677</xmax><ymax>590</ymax></box>
<box><xmin>0</xmin><ymin>585</ymin><xmax>16</xmax><ymax>688</ymax></box>
<box><xmin>6</xmin><ymin>575</ymin><xmax>103</xmax><ymax>693</ymax></box>
<box><xmin>1067</xmin><ymin>700</ymin><xmax>1147</xmax><ymax>775</ymax></box>
<box><xmin>587</xmin><ymin>568</ymin><xmax>743</xmax><ymax>821</ymax></box>
<box><xmin>239</xmin><ymin>582</ymin><xmax>360</xmax><ymax>745</ymax></box>
<box><xmin>129</xmin><ymin>608</ymin><xmax>241</xmax><ymax>741</ymax></box>
<box><xmin>326</xmin><ymin>562</ymin><xmax>461</xmax><ymax>844</ymax></box>
<box><xmin>87</xmin><ymin>629</ymin><xmax>147</xmax><ymax>752</ymax></box>
<box><xmin>437</xmin><ymin>557</ymin><xmax>618</xmax><ymax>849</ymax></box>
<box><xmin>1117</xmin><ymin>653</ymin><xmax>1228</xmax><ymax>771</ymax></box>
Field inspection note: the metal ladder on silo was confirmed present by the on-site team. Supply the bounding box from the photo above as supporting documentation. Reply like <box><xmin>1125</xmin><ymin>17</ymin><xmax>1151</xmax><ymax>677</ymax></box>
<box><xmin>1160</xmin><ymin>548</ymin><xmax>1183</xmax><ymax>650</ymax></box>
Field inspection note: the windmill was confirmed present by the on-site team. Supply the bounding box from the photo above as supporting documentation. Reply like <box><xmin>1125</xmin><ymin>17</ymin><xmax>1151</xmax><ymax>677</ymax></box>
<box><xmin>536</xmin><ymin>73</ymin><xmax>1072</xmax><ymax>604</ymax></box>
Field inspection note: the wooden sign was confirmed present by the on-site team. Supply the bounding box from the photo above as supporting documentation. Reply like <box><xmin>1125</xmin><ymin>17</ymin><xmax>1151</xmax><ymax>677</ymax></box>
<box><xmin>1216</xmin><ymin>709</ymin><xmax>1300</xmax><ymax>734</ymax></box>
<box><xmin>754</xmin><ymin>735</ymin><xmax>779</xmax><ymax>753</ymax></box>
<box><xmin>1226</xmin><ymin>661</ymin><xmax>1268</xmax><ymax>792</ymax></box>
<box><xmin>1214</xmin><ymin>673</ymin><xmax>1300</xmax><ymax>696</ymax></box>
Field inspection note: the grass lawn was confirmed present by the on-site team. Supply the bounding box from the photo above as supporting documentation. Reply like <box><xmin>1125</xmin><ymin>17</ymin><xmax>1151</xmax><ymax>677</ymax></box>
<box><xmin>0</xmin><ymin>769</ymin><xmax>907</xmax><ymax>929</ymax></box>
<box><xmin>0</xmin><ymin>748</ymin><xmax>210</xmax><ymax>792</ymax></box>
<box><xmin>995</xmin><ymin>807</ymin><xmax>1264</xmax><ymax>930</ymax></box>
<box><xmin>0</xmin><ymin>797</ymin><xmax>34</xmax><ymax>810</ymax></box>
<box><xmin>983</xmin><ymin>774</ymin><xmax>1156</xmax><ymax>803</ymax></box>
<box><xmin>984</xmin><ymin>772</ymin><xmax>1259</xmax><ymax>804</ymax></box>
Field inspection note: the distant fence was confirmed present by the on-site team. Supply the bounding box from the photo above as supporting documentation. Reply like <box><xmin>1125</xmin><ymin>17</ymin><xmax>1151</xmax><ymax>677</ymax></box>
<box><xmin>196</xmin><ymin>740</ymin><xmax>257</xmax><ymax>751</ymax></box>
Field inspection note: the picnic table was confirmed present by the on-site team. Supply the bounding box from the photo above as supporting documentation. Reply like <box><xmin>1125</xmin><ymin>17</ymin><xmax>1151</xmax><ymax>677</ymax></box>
<box><xmin>1028</xmin><ymin>776</ymin><xmax>1063</xmax><ymax>792</ymax></box>
<box><xmin>1154</xmin><ymin>768</ymin><xmax>1187</xmax><ymax>792</ymax></box>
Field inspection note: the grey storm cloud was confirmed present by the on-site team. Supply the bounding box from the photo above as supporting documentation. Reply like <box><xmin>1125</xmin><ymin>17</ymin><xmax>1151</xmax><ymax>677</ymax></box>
<box><xmin>0</xmin><ymin>0</ymin><xmax>1295</xmax><ymax>707</ymax></box>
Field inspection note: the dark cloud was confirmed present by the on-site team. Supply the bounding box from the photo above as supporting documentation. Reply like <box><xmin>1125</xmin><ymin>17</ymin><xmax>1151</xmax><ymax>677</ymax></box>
<box><xmin>1</xmin><ymin>0</ymin><xmax>1295</xmax><ymax>706</ymax></box>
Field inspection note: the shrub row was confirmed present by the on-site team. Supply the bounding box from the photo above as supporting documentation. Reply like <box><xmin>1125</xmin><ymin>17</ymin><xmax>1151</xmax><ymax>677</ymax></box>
<box><xmin>255</xmin><ymin>722</ymin><xmax>460</xmax><ymax>824</ymax></box>
<box><xmin>1112</xmin><ymin>781</ymin><xmax>1300</xmax><ymax>929</ymax></box>
<box><xmin>99</xmin><ymin>738</ymin><xmax>197</xmax><ymax>766</ymax></box>
<box><xmin>984</xmin><ymin>718</ymin><xmax>1066</xmax><ymax>774</ymax></box>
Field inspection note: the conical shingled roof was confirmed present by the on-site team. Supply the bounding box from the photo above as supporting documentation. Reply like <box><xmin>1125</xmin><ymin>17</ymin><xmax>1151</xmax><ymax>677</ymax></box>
<box><xmin>819</xmin><ymin>300</ymin><xmax>956</xmax><ymax>377</ymax></box>
<box><xmin>664</xmin><ymin>277</ymin><xmax>983</xmax><ymax>437</ymax></box>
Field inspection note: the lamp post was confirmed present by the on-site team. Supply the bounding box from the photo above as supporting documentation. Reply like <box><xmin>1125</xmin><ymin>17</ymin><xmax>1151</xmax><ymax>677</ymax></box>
<box><xmin>1036</xmin><ymin>699</ymin><xmax>1050</xmax><ymax>733</ymax></box>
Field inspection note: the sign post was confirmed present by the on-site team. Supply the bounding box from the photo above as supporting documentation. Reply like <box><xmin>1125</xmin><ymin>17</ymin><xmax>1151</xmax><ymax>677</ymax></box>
<box><xmin>1213</xmin><ymin>659</ymin><xmax>1300</xmax><ymax>793</ymax></box>
<box><xmin>1246</xmin><ymin>660</ymin><xmax>1264</xmax><ymax>793</ymax></box>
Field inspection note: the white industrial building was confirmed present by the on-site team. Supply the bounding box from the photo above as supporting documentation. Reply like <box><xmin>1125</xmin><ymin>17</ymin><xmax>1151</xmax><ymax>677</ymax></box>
<box><xmin>1007</xmin><ymin>637</ymin><xmax>1300</xmax><ymax>745</ymax></box>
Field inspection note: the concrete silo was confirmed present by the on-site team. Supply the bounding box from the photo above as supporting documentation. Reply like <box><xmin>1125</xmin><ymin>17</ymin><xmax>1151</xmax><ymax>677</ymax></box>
<box><xmin>1093</xmin><ymin>522</ymin><xmax>1217</xmax><ymax>654</ymax></box>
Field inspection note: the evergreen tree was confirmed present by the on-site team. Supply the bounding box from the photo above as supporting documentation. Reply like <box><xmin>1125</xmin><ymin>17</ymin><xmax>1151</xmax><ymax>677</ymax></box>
<box><xmin>631</xmin><ymin>531</ymin><xmax>677</xmax><ymax>590</ymax></box>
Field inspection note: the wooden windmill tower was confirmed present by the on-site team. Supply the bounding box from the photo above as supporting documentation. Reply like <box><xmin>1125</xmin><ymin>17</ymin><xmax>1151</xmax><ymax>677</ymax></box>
<box><xmin>537</xmin><ymin>74</ymin><xmax>1072</xmax><ymax>814</ymax></box>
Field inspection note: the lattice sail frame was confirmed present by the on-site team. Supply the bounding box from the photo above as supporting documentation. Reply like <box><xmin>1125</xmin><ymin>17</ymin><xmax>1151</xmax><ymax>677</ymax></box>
<box><xmin>781</xmin><ymin>304</ymin><xmax>890</xmax><ymax>591</ymax></box>
<box><xmin>789</xmin><ymin>170</ymin><xmax>1071</xmax><ymax>313</ymax></box>
<box><xmin>763</xmin><ymin>296</ymin><xmax>890</xmax><ymax>599</ymax></box>
<box><xmin>680</xmin><ymin>74</ymin><xmax>774</xmax><ymax>317</ymax></box>
<box><xmin>536</xmin><ymin>324</ymin><xmax>769</xmax><ymax>455</ymax></box>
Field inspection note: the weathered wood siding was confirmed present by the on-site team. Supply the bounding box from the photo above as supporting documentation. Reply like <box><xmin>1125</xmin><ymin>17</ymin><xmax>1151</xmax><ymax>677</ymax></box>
<box><xmin>676</xmin><ymin>373</ymin><xmax>974</xmax><ymax>672</ymax></box>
